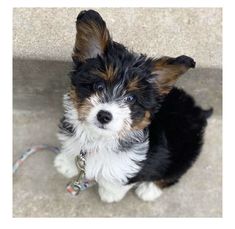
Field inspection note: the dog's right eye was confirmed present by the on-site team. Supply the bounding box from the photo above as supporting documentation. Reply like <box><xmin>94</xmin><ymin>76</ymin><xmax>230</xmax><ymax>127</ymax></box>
<box><xmin>124</xmin><ymin>95</ymin><xmax>136</xmax><ymax>104</ymax></box>
<box><xmin>94</xmin><ymin>82</ymin><xmax>105</xmax><ymax>92</ymax></box>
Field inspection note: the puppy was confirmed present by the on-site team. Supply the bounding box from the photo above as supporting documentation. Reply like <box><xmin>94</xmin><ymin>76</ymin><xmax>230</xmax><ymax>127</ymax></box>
<box><xmin>54</xmin><ymin>10</ymin><xmax>212</xmax><ymax>202</ymax></box>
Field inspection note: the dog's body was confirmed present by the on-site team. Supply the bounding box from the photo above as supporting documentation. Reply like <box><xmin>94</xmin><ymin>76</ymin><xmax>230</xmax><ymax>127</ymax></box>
<box><xmin>54</xmin><ymin>10</ymin><xmax>212</xmax><ymax>202</ymax></box>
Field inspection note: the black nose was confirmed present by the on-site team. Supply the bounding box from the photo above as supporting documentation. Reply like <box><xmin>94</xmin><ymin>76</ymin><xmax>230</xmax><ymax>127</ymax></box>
<box><xmin>97</xmin><ymin>110</ymin><xmax>112</xmax><ymax>124</ymax></box>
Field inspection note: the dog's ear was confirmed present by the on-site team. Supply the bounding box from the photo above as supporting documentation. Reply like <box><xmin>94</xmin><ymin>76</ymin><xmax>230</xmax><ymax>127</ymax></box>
<box><xmin>72</xmin><ymin>10</ymin><xmax>112</xmax><ymax>62</ymax></box>
<box><xmin>151</xmin><ymin>55</ymin><xmax>196</xmax><ymax>94</ymax></box>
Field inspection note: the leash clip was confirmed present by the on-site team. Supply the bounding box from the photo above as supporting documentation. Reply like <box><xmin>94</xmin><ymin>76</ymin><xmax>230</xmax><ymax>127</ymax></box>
<box><xmin>66</xmin><ymin>151</ymin><xmax>87</xmax><ymax>196</ymax></box>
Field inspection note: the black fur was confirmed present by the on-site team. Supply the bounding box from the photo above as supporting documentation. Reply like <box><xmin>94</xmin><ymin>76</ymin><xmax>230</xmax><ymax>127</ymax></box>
<box><xmin>128</xmin><ymin>88</ymin><xmax>212</xmax><ymax>186</ymax></box>
<box><xmin>59</xmin><ymin>117</ymin><xmax>75</xmax><ymax>136</ymax></box>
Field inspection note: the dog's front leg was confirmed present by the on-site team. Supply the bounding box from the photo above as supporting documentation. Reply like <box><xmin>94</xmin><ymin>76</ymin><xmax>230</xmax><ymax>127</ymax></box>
<box><xmin>98</xmin><ymin>179</ymin><xmax>133</xmax><ymax>203</ymax></box>
<box><xmin>54</xmin><ymin>148</ymin><xmax>78</xmax><ymax>178</ymax></box>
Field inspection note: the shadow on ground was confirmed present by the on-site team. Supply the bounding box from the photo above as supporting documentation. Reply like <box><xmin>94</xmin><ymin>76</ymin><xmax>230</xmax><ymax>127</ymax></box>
<box><xmin>13</xmin><ymin>58</ymin><xmax>222</xmax><ymax>217</ymax></box>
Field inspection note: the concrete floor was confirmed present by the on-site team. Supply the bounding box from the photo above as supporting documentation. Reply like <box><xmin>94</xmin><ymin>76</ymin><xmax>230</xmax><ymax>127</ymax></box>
<box><xmin>13</xmin><ymin>8</ymin><xmax>222</xmax><ymax>217</ymax></box>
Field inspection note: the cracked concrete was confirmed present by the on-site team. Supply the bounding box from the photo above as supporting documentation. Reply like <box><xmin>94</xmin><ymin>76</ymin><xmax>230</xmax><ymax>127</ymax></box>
<box><xmin>13</xmin><ymin>8</ymin><xmax>222</xmax><ymax>217</ymax></box>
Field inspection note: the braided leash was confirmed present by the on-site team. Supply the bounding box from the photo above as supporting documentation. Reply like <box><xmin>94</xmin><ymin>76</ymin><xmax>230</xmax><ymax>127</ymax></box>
<box><xmin>13</xmin><ymin>144</ymin><xmax>96</xmax><ymax>195</ymax></box>
<box><xmin>13</xmin><ymin>144</ymin><xmax>60</xmax><ymax>174</ymax></box>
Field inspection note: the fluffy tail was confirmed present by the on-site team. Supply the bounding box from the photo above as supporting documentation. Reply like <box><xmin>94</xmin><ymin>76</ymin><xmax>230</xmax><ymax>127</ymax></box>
<box><xmin>202</xmin><ymin>107</ymin><xmax>213</xmax><ymax>119</ymax></box>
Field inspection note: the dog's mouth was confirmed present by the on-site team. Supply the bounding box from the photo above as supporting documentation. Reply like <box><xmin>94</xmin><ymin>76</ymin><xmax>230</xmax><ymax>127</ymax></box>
<box><xmin>96</xmin><ymin>123</ymin><xmax>106</xmax><ymax>130</ymax></box>
<box><xmin>93</xmin><ymin>121</ymin><xmax>108</xmax><ymax>130</ymax></box>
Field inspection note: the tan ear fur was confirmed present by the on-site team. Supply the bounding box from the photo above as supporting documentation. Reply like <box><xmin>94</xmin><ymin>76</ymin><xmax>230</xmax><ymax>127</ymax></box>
<box><xmin>152</xmin><ymin>55</ymin><xmax>196</xmax><ymax>94</ymax></box>
<box><xmin>72</xmin><ymin>10</ymin><xmax>111</xmax><ymax>62</ymax></box>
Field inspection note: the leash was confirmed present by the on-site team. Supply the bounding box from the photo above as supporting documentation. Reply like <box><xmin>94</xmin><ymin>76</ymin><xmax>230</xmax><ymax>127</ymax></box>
<box><xmin>13</xmin><ymin>144</ymin><xmax>60</xmax><ymax>174</ymax></box>
<box><xmin>13</xmin><ymin>144</ymin><xmax>96</xmax><ymax>196</ymax></box>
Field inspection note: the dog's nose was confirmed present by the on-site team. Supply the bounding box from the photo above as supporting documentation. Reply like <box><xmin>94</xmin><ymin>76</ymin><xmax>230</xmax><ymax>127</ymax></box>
<box><xmin>97</xmin><ymin>110</ymin><xmax>112</xmax><ymax>124</ymax></box>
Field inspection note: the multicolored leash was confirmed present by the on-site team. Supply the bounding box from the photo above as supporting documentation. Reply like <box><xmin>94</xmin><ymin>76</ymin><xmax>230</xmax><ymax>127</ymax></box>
<box><xmin>13</xmin><ymin>144</ymin><xmax>60</xmax><ymax>174</ymax></box>
<box><xmin>13</xmin><ymin>144</ymin><xmax>96</xmax><ymax>195</ymax></box>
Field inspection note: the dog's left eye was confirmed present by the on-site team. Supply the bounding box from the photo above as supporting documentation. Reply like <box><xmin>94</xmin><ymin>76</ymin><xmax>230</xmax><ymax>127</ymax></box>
<box><xmin>94</xmin><ymin>82</ymin><xmax>105</xmax><ymax>92</ymax></box>
<box><xmin>124</xmin><ymin>95</ymin><xmax>136</xmax><ymax>103</ymax></box>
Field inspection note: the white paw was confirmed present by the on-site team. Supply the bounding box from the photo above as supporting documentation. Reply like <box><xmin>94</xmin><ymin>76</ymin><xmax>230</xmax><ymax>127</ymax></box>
<box><xmin>135</xmin><ymin>182</ymin><xmax>162</xmax><ymax>202</ymax></box>
<box><xmin>54</xmin><ymin>153</ymin><xmax>78</xmax><ymax>178</ymax></box>
<box><xmin>98</xmin><ymin>186</ymin><xmax>124</xmax><ymax>203</ymax></box>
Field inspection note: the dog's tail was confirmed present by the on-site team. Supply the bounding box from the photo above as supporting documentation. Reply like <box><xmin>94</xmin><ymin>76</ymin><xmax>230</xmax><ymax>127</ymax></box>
<box><xmin>202</xmin><ymin>107</ymin><xmax>213</xmax><ymax>119</ymax></box>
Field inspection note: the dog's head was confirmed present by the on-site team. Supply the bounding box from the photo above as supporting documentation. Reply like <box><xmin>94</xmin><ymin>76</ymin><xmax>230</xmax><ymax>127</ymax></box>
<box><xmin>69</xmin><ymin>10</ymin><xmax>195</xmax><ymax>137</ymax></box>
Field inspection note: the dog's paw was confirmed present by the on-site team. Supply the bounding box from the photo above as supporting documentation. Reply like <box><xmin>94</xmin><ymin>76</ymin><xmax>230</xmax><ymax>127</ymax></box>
<box><xmin>135</xmin><ymin>182</ymin><xmax>162</xmax><ymax>202</ymax></box>
<box><xmin>98</xmin><ymin>186</ymin><xmax>124</xmax><ymax>203</ymax></box>
<box><xmin>54</xmin><ymin>153</ymin><xmax>78</xmax><ymax>178</ymax></box>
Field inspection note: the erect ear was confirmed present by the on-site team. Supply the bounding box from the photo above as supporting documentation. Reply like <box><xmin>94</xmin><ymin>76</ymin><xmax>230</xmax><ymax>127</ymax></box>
<box><xmin>151</xmin><ymin>55</ymin><xmax>196</xmax><ymax>94</ymax></box>
<box><xmin>72</xmin><ymin>10</ymin><xmax>112</xmax><ymax>62</ymax></box>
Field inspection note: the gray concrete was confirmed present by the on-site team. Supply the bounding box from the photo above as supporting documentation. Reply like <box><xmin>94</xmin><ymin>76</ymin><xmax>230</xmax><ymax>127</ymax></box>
<box><xmin>13</xmin><ymin>8</ymin><xmax>222</xmax><ymax>68</ymax></box>
<box><xmin>13</xmin><ymin>8</ymin><xmax>222</xmax><ymax>217</ymax></box>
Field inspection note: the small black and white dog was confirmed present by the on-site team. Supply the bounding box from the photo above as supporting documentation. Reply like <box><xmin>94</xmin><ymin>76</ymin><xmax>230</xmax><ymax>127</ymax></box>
<box><xmin>54</xmin><ymin>10</ymin><xmax>212</xmax><ymax>202</ymax></box>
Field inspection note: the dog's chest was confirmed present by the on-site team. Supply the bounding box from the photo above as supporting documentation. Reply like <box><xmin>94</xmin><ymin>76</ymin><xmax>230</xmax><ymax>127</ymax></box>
<box><xmin>72</xmin><ymin>128</ymin><xmax>147</xmax><ymax>184</ymax></box>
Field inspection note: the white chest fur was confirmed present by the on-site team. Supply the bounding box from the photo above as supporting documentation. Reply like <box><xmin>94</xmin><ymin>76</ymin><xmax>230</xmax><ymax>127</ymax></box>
<box><xmin>58</xmin><ymin>123</ymin><xmax>148</xmax><ymax>185</ymax></box>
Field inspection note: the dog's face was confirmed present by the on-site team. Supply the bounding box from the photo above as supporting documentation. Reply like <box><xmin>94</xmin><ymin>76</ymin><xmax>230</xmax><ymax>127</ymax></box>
<box><xmin>69</xmin><ymin>10</ymin><xmax>195</xmax><ymax>137</ymax></box>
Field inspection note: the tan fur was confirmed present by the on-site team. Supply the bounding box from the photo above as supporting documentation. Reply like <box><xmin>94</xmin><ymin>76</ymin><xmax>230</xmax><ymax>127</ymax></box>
<box><xmin>127</xmin><ymin>77</ymin><xmax>141</xmax><ymax>92</ymax></box>
<box><xmin>155</xmin><ymin>180</ymin><xmax>169</xmax><ymax>189</ymax></box>
<box><xmin>69</xmin><ymin>88</ymin><xmax>93</xmax><ymax>121</ymax></box>
<box><xmin>73</xmin><ymin>21</ymin><xmax>110</xmax><ymax>61</ymax></box>
<box><xmin>132</xmin><ymin>111</ymin><xmax>151</xmax><ymax>130</ymax></box>
<box><xmin>94</xmin><ymin>65</ymin><xmax>117</xmax><ymax>81</ymax></box>
<box><xmin>152</xmin><ymin>56</ymin><xmax>190</xmax><ymax>94</ymax></box>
